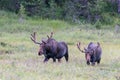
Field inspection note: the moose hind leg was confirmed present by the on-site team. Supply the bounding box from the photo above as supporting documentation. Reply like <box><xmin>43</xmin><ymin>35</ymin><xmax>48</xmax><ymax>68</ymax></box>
<box><xmin>58</xmin><ymin>59</ymin><xmax>61</xmax><ymax>63</ymax></box>
<box><xmin>97</xmin><ymin>58</ymin><xmax>101</xmax><ymax>64</ymax></box>
<box><xmin>64</xmin><ymin>53</ymin><xmax>69</xmax><ymax>62</ymax></box>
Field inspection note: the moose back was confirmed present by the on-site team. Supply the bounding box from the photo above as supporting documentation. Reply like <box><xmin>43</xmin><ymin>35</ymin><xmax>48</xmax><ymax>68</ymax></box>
<box><xmin>31</xmin><ymin>32</ymin><xmax>69</xmax><ymax>62</ymax></box>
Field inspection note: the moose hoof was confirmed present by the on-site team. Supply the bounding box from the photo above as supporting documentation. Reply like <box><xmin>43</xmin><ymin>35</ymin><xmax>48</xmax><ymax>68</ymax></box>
<box><xmin>92</xmin><ymin>63</ymin><xmax>95</xmax><ymax>66</ymax></box>
<box><xmin>87</xmin><ymin>61</ymin><xmax>90</xmax><ymax>65</ymax></box>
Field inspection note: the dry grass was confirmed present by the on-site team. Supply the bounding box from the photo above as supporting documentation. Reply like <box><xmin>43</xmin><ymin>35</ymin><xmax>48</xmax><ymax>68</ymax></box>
<box><xmin>0</xmin><ymin>30</ymin><xmax>120</xmax><ymax>80</ymax></box>
<box><xmin>0</xmin><ymin>13</ymin><xmax>120</xmax><ymax>80</ymax></box>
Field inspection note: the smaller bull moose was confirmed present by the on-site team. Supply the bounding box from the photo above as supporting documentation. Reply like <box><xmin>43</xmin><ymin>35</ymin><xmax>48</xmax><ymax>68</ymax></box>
<box><xmin>77</xmin><ymin>42</ymin><xmax>102</xmax><ymax>66</ymax></box>
<box><xmin>31</xmin><ymin>32</ymin><xmax>69</xmax><ymax>62</ymax></box>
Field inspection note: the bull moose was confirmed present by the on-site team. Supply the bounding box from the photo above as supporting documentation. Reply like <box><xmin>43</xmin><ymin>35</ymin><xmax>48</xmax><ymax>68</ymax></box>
<box><xmin>31</xmin><ymin>32</ymin><xmax>69</xmax><ymax>62</ymax></box>
<box><xmin>77</xmin><ymin>42</ymin><xmax>102</xmax><ymax>66</ymax></box>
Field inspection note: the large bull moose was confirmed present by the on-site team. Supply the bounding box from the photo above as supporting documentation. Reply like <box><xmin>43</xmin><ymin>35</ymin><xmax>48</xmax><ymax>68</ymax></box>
<box><xmin>31</xmin><ymin>32</ymin><xmax>69</xmax><ymax>62</ymax></box>
<box><xmin>77</xmin><ymin>42</ymin><xmax>102</xmax><ymax>66</ymax></box>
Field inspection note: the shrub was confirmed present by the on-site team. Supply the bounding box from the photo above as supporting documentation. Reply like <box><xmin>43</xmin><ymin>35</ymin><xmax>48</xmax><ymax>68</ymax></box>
<box><xmin>101</xmin><ymin>13</ymin><xmax>114</xmax><ymax>25</ymax></box>
<box><xmin>94</xmin><ymin>20</ymin><xmax>102</xmax><ymax>29</ymax></box>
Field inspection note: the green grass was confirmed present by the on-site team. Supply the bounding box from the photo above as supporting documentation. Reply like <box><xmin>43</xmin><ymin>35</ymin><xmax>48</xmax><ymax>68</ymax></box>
<box><xmin>0</xmin><ymin>11</ymin><xmax>120</xmax><ymax>80</ymax></box>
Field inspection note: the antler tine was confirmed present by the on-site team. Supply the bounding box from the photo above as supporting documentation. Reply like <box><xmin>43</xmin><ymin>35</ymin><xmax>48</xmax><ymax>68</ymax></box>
<box><xmin>77</xmin><ymin>42</ymin><xmax>85</xmax><ymax>53</ymax></box>
<box><xmin>92</xmin><ymin>42</ymin><xmax>101</xmax><ymax>52</ymax></box>
<box><xmin>30</xmin><ymin>32</ymin><xmax>41</xmax><ymax>44</ymax></box>
<box><xmin>96</xmin><ymin>42</ymin><xmax>100</xmax><ymax>49</ymax></box>
<box><xmin>31</xmin><ymin>32</ymin><xmax>36</xmax><ymax>40</ymax></box>
<box><xmin>50</xmin><ymin>32</ymin><xmax>53</xmax><ymax>38</ymax></box>
<box><xmin>77</xmin><ymin>42</ymin><xmax>80</xmax><ymax>48</ymax></box>
<box><xmin>46</xmin><ymin>32</ymin><xmax>53</xmax><ymax>39</ymax></box>
<box><xmin>97</xmin><ymin>42</ymin><xmax>100</xmax><ymax>46</ymax></box>
<box><xmin>47</xmin><ymin>35</ymin><xmax>50</xmax><ymax>39</ymax></box>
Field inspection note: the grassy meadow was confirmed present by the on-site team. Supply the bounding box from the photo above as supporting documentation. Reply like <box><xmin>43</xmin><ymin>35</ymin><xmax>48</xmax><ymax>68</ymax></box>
<box><xmin>0</xmin><ymin>11</ymin><xmax>120</xmax><ymax>80</ymax></box>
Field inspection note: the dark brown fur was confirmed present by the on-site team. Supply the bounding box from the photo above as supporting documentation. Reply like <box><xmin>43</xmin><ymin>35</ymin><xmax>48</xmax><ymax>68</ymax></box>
<box><xmin>39</xmin><ymin>38</ymin><xmax>69</xmax><ymax>62</ymax></box>
<box><xmin>77</xmin><ymin>42</ymin><xmax>102</xmax><ymax>66</ymax></box>
<box><xmin>31</xmin><ymin>32</ymin><xmax>69</xmax><ymax>62</ymax></box>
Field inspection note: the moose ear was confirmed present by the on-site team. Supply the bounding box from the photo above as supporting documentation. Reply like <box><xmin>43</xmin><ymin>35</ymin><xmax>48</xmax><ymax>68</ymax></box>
<box><xmin>42</xmin><ymin>40</ymin><xmax>47</xmax><ymax>44</ymax></box>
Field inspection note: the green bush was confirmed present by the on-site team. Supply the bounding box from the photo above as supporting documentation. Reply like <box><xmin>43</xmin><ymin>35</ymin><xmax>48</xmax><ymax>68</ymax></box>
<box><xmin>18</xmin><ymin>4</ymin><xmax>26</xmax><ymax>18</ymax></box>
<box><xmin>94</xmin><ymin>20</ymin><xmax>102</xmax><ymax>29</ymax></box>
<box><xmin>0</xmin><ymin>0</ymin><xmax>120</xmax><ymax>26</ymax></box>
<box><xmin>101</xmin><ymin>13</ymin><xmax>114</xmax><ymax>25</ymax></box>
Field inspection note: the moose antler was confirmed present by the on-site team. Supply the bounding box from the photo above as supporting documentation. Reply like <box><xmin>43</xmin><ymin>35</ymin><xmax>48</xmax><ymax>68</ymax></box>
<box><xmin>47</xmin><ymin>32</ymin><xmax>53</xmax><ymax>39</ymax></box>
<box><xmin>77</xmin><ymin>42</ymin><xmax>85</xmax><ymax>53</ymax></box>
<box><xmin>50</xmin><ymin>32</ymin><xmax>53</xmax><ymax>38</ymax></box>
<box><xmin>90</xmin><ymin>42</ymin><xmax>101</xmax><ymax>54</ymax></box>
<box><xmin>93</xmin><ymin>42</ymin><xmax>100</xmax><ymax>50</ymax></box>
<box><xmin>31</xmin><ymin>32</ymin><xmax>41</xmax><ymax>44</ymax></box>
<box><xmin>94</xmin><ymin>42</ymin><xmax>100</xmax><ymax>50</ymax></box>
<box><xmin>97</xmin><ymin>42</ymin><xmax>100</xmax><ymax>47</ymax></box>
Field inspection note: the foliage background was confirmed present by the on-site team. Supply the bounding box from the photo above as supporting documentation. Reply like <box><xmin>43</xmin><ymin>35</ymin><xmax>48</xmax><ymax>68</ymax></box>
<box><xmin>0</xmin><ymin>0</ymin><xmax>120</xmax><ymax>27</ymax></box>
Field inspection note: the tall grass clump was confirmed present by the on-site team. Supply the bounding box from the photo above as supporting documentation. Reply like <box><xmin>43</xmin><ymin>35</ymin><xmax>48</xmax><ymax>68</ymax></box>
<box><xmin>0</xmin><ymin>10</ymin><xmax>72</xmax><ymax>33</ymax></box>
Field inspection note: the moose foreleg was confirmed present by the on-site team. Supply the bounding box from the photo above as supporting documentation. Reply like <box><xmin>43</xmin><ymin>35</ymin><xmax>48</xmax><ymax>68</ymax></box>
<box><xmin>52</xmin><ymin>57</ymin><xmax>56</xmax><ymax>62</ymax></box>
<box><xmin>43</xmin><ymin>57</ymin><xmax>50</xmax><ymax>63</ymax></box>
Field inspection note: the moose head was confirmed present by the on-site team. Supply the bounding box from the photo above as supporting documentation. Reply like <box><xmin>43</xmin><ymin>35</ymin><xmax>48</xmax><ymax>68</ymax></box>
<box><xmin>30</xmin><ymin>32</ymin><xmax>54</xmax><ymax>56</ymax></box>
<box><xmin>77</xmin><ymin>42</ymin><xmax>101</xmax><ymax>65</ymax></box>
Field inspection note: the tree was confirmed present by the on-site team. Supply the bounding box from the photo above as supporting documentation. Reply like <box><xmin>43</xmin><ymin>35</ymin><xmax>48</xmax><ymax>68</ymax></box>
<box><xmin>0</xmin><ymin>0</ymin><xmax>20</xmax><ymax>13</ymax></box>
